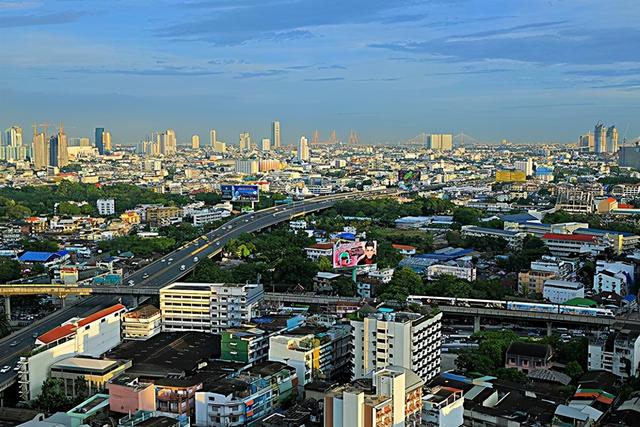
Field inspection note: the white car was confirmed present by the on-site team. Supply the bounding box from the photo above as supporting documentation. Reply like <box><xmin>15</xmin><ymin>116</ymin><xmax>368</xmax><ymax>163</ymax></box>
<box><xmin>0</xmin><ymin>366</ymin><xmax>10</xmax><ymax>373</ymax></box>
<box><xmin>193</xmin><ymin>257</ymin><xmax>199</xmax><ymax>262</ymax></box>
<box><xmin>180</xmin><ymin>265</ymin><xmax>186</xmax><ymax>271</ymax></box>
<box><xmin>128</xmin><ymin>280</ymin><xmax>135</xmax><ymax>286</ymax></box>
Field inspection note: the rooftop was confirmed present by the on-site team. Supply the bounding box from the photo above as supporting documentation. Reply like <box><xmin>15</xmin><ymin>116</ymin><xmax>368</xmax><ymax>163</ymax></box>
<box><xmin>123</xmin><ymin>305</ymin><xmax>161</xmax><ymax>320</ymax></box>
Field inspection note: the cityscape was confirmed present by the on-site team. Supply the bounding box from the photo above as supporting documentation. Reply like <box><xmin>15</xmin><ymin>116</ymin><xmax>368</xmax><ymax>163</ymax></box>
<box><xmin>1</xmin><ymin>1</ymin><xmax>640</xmax><ymax>427</ymax></box>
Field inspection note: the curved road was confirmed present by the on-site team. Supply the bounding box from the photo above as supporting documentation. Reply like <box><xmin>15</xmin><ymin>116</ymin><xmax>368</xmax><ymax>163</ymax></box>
<box><xmin>0</xmin><ymin>188</ymin><xmax>398</xmax><ymax>390</ymax></box>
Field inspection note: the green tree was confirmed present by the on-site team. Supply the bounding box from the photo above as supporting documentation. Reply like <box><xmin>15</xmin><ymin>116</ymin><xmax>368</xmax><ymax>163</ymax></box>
<box><xmin>452</xmin><ymin>207</ymin><xmax>483</xmax><ymax>226</ymax></box>
<box><xmin>495</xmin><ymin>368</ymin><xmax>527</xmax><ymax>383</ymax></box>
<box><xmin>379</xmin><ymin>267</ymin><xmax>422</xmax><ymax>301</ymax></box>
<box><xmin>565</xmin><ymin>360</ymin><xmax>584</xmax><ymax>382</ymax></box>
<box><xmin>36</xmin><ymin>378</ymin><xmax>71</xmax><ymax>413</ymax></box>
<box><xmin>316</xmin><ymin>257</ymin><xmax>333</xmax><ymax>272</ymax></box>
<box><xmin>22</xmin><ymin>239</ymin><xmax>59</xmax><ymax>252</ymax></box>
<box><xmin>334</xmin><ymin>276</ymin><xmax>356</xmax><ymax>297</ymax></box>
<box><xmin>0</xmin><ymin>258</ymin><xmax>21</xmax><ymax>283</ymax></box>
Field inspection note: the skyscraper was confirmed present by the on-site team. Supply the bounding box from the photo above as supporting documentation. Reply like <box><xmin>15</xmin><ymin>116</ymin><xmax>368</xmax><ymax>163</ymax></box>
<box><xmin>95</xmin><ymin>127</ymin><xmax>105</xmax><ymax>154</ymax></box>
<box><xmin>297</xmin><ymin>135</ymin><xmax>309</xmax><ymax>162</ymax></box>
<box><xmin>261</xmin><ymin>138</ymin><xmax>271</xmax><ymax>151</ymax></box>
<box><xmin>103</xmin><ymin>131</ymin><xmax>112</xmax><ymax>152</ymax></box>
<box><xmin>159</xmin><ymin>129</ymin><xmax>177</xmax><ymax>155</ymax></box>
<box><xmin>239</xmin><ymin>132</ymin><xmax>251</xmax><ymax>152</ymax></box>
<box><xmin>607</xmin><ymin>125</ymin><xmax>619</xmax><ymax>153</ymax></box>
<box><xmin>579</xmin><ymin>133</ymin><xmax>595</xmax><ymax>152</ymax></box>
<box><xmin>32</xmin><ymin>128</ymin><xmax>48</xmax><ymax>170</ymax></box>
<box><xmin>210</xmin><ymin>129</ymin><xmax>217</xmax><ymax>147</ymax></box>
<box><xmin>272</xmin><ymin>121</ymin><xmax>280</xmax><ymax>148</ymax></box>
<box><xmin>594</xmin><ymin>123</ymin><xmax>606</xmax><ymax>153</ymax></box>
<box><xmin>192</xmin><ymin>134</ymin><xmax>200</xmax><ymax>149</ymax></box>
<box><xmin>49</xmin><ymin>127</ymin><xmax>69</xmax><ymax>168</ymax></box>
<box><xmin>4</xmin><ymin>126</ymin><xmax>25</xmax><ymax>162</ymax></box>
<box><xmin>427</xmin><ymin>134</ymin><xmax>453</xmax><ymax>151</ymax></box>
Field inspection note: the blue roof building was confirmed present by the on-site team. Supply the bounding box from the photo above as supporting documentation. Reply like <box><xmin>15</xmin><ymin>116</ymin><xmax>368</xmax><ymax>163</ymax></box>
<box><xmin>18</xmin><ymin>250</ymin><xmax>69</xmax><ymax>263</ymax></box>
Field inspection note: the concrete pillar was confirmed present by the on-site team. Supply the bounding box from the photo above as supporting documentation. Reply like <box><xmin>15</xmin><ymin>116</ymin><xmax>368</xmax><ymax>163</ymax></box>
<box><xmin>60</xmin><ymin>296</ymin><xmax>66</xmax><ymax>308</ymax></box>
<box><xmin>474</xmin><ymin>316</ymin><xmax>481</xmax><ymax>333</ymax></box>
<box><xmin>3</xmin><ymin>297</ymin><xmax>9</xmax><ymax>321</ymax></box>
<box><xmin>547</xmin><ymin>321</ymin><xmax>553</xmax><ymax>337</ymax></box>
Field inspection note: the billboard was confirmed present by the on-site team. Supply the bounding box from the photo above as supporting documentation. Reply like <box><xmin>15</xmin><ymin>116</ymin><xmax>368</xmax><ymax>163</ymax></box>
<box><xmin>221</xmin><ymin>184</ymin><xmax>260</xmax><ymax>202</ymax></box>
<box><xmin>333</xmin><ymin>241</ymin><xmax>377</xmax><ymax>269</ymax></box>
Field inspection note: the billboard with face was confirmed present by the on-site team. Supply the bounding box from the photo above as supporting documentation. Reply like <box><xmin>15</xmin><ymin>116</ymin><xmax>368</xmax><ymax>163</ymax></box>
<box><xmin>333</xmin><ymin>241</ymin><xmax>377</xmax><ymax>268</ymax></box>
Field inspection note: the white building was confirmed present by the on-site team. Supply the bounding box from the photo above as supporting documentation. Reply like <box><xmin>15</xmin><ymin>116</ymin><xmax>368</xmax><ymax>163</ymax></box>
<box><xmin>192</xmin><ymin>208</ymin><xmax>231</xmax><ymax>226</ymax></box>
<box><xmin>289</xmin><ymin>220</ymin><xmax>308</xmax><ymax>231</ymax></box>
<box><xmin>461</xmin><ymin>225</ymin><xmax>525</xmax><ymax>248</ymax></box>
<box><xmin>427</xmin><ymin>264</ymin><xmax>477</xmax><ymax>282</ymax></box>
<box><xmin>304</xmin><ymin>243</ymin><xmax>333</xmax><ymax>261</ymax></box>
<box><xmin>515</xmin><ymin>158</ymin><xmax>534</xmax><ymax>176</ymax></box>
<box><xmin>160</xmin><ymin>282</ymin><xmax>264</xmax><ymax>334</ymax></box>
<box><xmin>351</xmin><ymin>310</ymin><xmax>442</xmax><ymax>383</ymax></box>
<box><xmin>530</xmin><ymin>256</ymin><xmax>575</xmax><ymax>279</ymax></box>
<box><xmin>235</xmin><ymin>159</ymin><xmax>259</xmax><ymax>175</ymax></box>
<box><xmin>297</xmin><ymin>136</ymin><xmax>309</xmax><ymax>162</ymax></box>
<box><xmin>542</xmin><ymin>233</ymin><xmax>606</xmax><ymax>257</ymax></box>
<box><xmin>19</xmin><ymin>304</ymin><xmax>126</xmax><ymax>401</ymax></box>
<box><xmin>422</xmin><ymin>386</ymin><xmax>464</xmax><ymax>427</ymax></box>
<box><xmin>542</xmin><ymin>279</ymin><xmax>585</xmax><ymax>304</ymax></box>
<box><xmin>96</xmin><ymin>198</ymin><xmax>115</xmax><ymax>216</ymax></box>
<box><xmin>261</xmin><ymin>138</ymin><xmax>271</xmax><ymax>151</ymax></box>
<box><xmin>589</xmin><ymin>330</ymin><xmax>640</xmax><ymax>379</ymax></box>
<box><xmin>594</xmin><ymin>260</ymin><xmax>635</xmax><ymax>296</ymax></box>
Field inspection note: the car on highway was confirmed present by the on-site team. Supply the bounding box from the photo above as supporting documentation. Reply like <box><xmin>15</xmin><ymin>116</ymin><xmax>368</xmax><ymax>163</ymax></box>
<box><xmin>161</xmin><ymin>259</ymin><xmax>166</xmax><ymax>263</ymax></box>
<box><xmin>32</xmin><ymin>332</ymin><xmax>38</xmax><ymax>338</ymax></box>
<box><xmin>142</xmin><ymin>273</ymin><xmax>149</xmax><ymax>279</ymax></box>
<box><xmin>0</xmin><ymin>366</ymin><xmax>10</xmax><ymax>373</ymax></box>
<box><xmin>169</xmin><ymin>258</ymin><xmax>173</xmax><ymax>262</ymax></box>
<box><xmin>9</xmin><ymin>341</ymin><xmax>18</xmax><ymax>347</ymax></box>
<box><xmin>216</xmin><ymin>242</ymin><xmax>220</xmax><ymax>246</ymax></box>
<box><xmin>180</xmin><ymin>265</ymin><xmax>186</xmax><ymax>271</ymax></box>
<box><xmin>128</xmin><ymin>280</ymin><xmax>135</xmax><ymax>286</ymax></box>
<box><xmin>193</xmin><ymin>257</ymin><xmax>199</xmax><ymax>262</ymax></box>
<box><xmin>13</xmin><ymin>365</ymin><xmax>19</xmax><ymax>371</ymax></box>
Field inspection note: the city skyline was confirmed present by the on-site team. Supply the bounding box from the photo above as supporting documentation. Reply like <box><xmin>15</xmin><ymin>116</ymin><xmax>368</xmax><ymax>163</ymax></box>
<box><xmin>0</xmin><ymin>0</ymin><xmax>639</xmax><ymax>143</ymax></box>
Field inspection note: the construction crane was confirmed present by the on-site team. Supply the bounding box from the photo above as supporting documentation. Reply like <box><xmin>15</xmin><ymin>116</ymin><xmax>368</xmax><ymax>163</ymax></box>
<box><xmin>312</xmin><ymin>130</ymin><xmax>319</xmax><ymax>145</ymax></box>
<box><xmin>32</xmin><ymin>123</ymin><xmax>49</xmax><ymax>138</ymax></box>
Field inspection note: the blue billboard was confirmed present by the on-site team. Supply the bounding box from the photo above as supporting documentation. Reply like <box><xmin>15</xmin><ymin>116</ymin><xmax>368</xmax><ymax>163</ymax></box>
<box><xmin>221</xmin><ymin>184</ymin><xmax>260</xmax><ymax>202</ymax></box>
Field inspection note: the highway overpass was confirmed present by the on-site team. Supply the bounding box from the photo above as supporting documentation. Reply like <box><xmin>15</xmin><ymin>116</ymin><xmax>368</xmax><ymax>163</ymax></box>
<box><xmin>0</xmin><ymin>188</ymin><xmax>398</xmax><ymax>395</ymax></box>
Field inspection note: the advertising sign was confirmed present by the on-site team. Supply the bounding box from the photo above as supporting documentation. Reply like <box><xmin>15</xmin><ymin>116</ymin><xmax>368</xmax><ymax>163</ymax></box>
<box><xmin>221</xmin><ymin>184</ymin><xmax>260</xmax><ymax>202</ymax></box>
<box><xmin>397</xmin><ymin>170</ymin><xmax>421</xmax><ymax>190</ymax></box>
<box><xmin>333</xmin><ymin>241</ymin><xmax>377</xmax><ymax>269</ymax></box>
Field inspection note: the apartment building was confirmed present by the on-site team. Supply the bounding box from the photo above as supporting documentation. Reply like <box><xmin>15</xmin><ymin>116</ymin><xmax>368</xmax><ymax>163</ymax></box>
<box><xmin>160</xmin><ymin>282</ymin><xmax>264</xmax><ymax>334</ymax></box>
<box><xmin>542</xmin><ymin>233</ymin><xmax>606</xmax><ymax>257</ymax></box>
<box><xmin>350</xmin><ymin>309</ymin><xmax>442</xmax><ymax>383</ymax></box>
<box><xmin>19</xmin><ymin>304</ymin><xmax>126</xmax><ymax>401</ymax></box>
<box><xmin>518</xmin><ymin>270</ymin><xmax>556</xmax><ymax>295</ymax></box>
<box><xmin>589</xmin><ymin>330</ymin><xmax>640</xmax><ymax>379</ymax></box>
<box><xmin>324</xmin><ymin>366</ymin><xmax>424</xmax><ymax>427</ymax></box>
<box><xmin>426</xmin><ymin>264</ymin><xmax>477</xmax><ymax>282</ymax></box>
<box><xmin>97</xmin><ymin>198</ymin><xmax>115</xmax><ymax>216</ymax></box>
<box><xmin>146</xmin><ymin>206</ymin><xmax>182</xmax><ymax>227</ymax></box>
<box><xmin>543</xmin><ymin>279</ymin><xmax>585</xmax><ymax>304</ymax></box>
<box><xmin>268</xmin><ymin>324</ymin><xmax>351</xmax><ymax>389</ymax></box>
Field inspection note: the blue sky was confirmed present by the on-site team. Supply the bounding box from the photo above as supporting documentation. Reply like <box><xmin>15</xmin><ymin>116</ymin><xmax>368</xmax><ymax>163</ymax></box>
<box><xmin>1</xmin><ymin>0</ymin><xmax>639</xmax><ymax>145</ymax></box>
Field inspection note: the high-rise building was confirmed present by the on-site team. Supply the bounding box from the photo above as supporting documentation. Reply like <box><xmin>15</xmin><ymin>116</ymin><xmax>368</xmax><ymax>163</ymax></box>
<box><xmin>236</xmin><ymin>159</ymin><xmax>259</xmax><ymax>175</ymax></box>
<box><xmin>32</xmin><ymin>129</ymin><xmax>49</xmax><ymax>170</ymax></box>
<box><xmin>515</xmin><ymin>158</ymin><xmax>534</xmax><ymax>176</ymax></box>
<box><xmin>619</xmin><ymin>142</ymin><xmax>640</xmax><ymax>169</ymax></box>
<box><xmin>580</xmin><ymin>133</ymin><xmax>595</xmax><ymax>152</ymax></box>
<box><xmin>49</xmin><ymin>127</ymin><xmax>69</xmax><ymax>168</ymax></box>
<box><xmin>3</xmin><ymin>126</ymin><xmax>26</xmax><ymax>162</ymax></box>
<box><xmin>191</xmin><ymin>134</ymin><xmax>200</xmax><ymax>149</ymax></box>
<box><xmin>297</xmin><ymin>135</ymin><xmax>309</xmax><ymax>162</ymax></box>
<box><xmin>594</xmin><ymin>123</ymin><xmax>606</xmax><ymax>153</ymax></box>
<box><xmin>79</xmin><ymin>137</ymin><xmax>90</xmax><ymax>147</ymax></box>
<box><xmin>213</xmin><ymin>140</ymin><xmax>226</xmax><ymax>154</ymax></box>
<box><xmin>607</xmin><ymin>125</ymin><xmax>619</xmax><ymax>153</ymax></box>
<box><xmin>95</xmin><ymin>127</ymin><xmax>105</xmax><ymax>154</ymax></box>
<box><xmin>350</xmin><ymin>310</ymin><xmax>442</xmax><ymax>383</ymax></box>
<box><xmin>159</xmin><ymin>129</ymin><xmax>177</xmax><ymax>156</ymax></box>
<box><xmin>103</xmin><ymin>131</ymin><xmax>112</xmax><ymax>152</ymax></box>
<box><xmin>209</xmin><ymin>129</ymin><xmax>217</xmax><ymax>147</ymax></box>
<box><xmin>261</xmin><ymin>138</ymin><xmax>271</xmax><ymax>151</ymax></box>
<box><xmin>97</xmin><ymin>198</ymin><xmax>115</xmax><ymax>216</ymax></box>
<box><xmin>272</xmin><ymin>121</ymin><xmax>281</xmax><ymax>148</ymax></box>
<box><xmin>427</xmin><ymin>134</ymin><xmax>453</xmax><ymax>151</ymax></box>
<box><xmin>239</xmin><ymin>132</ymin><xmax>251</xmax><ymax>152</ymax></box>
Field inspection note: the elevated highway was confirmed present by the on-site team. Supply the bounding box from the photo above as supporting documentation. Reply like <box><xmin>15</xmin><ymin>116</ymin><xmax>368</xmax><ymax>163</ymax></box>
<box><xmin>0</xmin><ymin>189</ymin><xmax>398</xmax><ymax>393</ymax></box>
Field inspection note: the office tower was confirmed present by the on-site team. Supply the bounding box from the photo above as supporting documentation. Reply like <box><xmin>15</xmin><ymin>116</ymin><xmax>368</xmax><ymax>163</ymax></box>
<box><xmin>80</xmin><ymin>137</ymin><xmax>90</xmax><ymax>147</ymax></box>
<box><xmin>68</xmin><ymin>138</ymin><xmax>81</xmax><ymax>147</ymax></box>
<box><xmin>261</xmin><ymin>138</ymin><xmax>271</xmax><ymax>151</ymax></box>
<box><xmin>619</xmin><ymin>143</ymin><xmax>640</xmax><ymax>169</ymax></box>
<box><xmin>580</xmin><ymin>133</ymin><xmax>595</xmax><ymax>152</ymax></box>
<box><xmin>49</xmin><ymin>136</ymin><xmax>59</xmax><ymax>167</ymax></box>
<box><xmin>213</xmin><ymin>140</ymin><xmax>226</xmax><ymax>154</ymax></box>
<box><xmin>350</xmin><ymin>310</ymin><xmax>443</xmax><ymax>382</ymax></box>
<box><xmin>239</xmin><ymin>132</ymin><xmax>251</xmax><ymax>152</ymax></box>
<box><xmin>607</xmin><ymin>125</ymin><xmax>619</xmax><ymax>153</ymax></box>
<box><xmin>515</xmin><ymin>158</ymin><xmax>534</xmax><ymax>176</ymax></box>
<box><xmin>103</xmin><ymin>131</ymin><xmax>112</xmax><ymax>152</ymax></box>
<box><xmin>209</xmin><ymin>129</ymin><xmax>217</xmax><ymax>147</ymax></box>
<box><xmin>33</xmin><ymin>129</ymin><xmax>49</xmax><ymax>170</ymax></box>
<box><xmin>48</xmin><ymin>127</ymin><xmax>69</xmax><ymax>168</ymax></box>
<box><xmin>97</xmin><ymin>198</ymin><xmax>115</xmax><ymax>216</ymax></box>
<box><xmin>297</xmin><ymin>135</ymin><xmax>309</xmax><ymax>162</ymax></box>
<box><xmin>95</xmin><ymin>127</ymin><xmax>105</xmax><ymax>154</ymax></box>
<box><xmin>272</xmin><ymin>121</ymin><xmax>281</xmax><ymax>148</ymax></box>
<box><xmin>427</xmin><ymin>134</ymin><xmax>453</xmax><ymax>151</ymax></box>
<box><xmin>191</xmin><ymin>134</ymin><xmax>200</xmax><ymax>149</ymax></box>
<box><xmin>594</xmin><ymin>123</ymin><xmax>606</xmax><ymax>153</ymax></box>
<box><xmin>159</xmin><ymin>129</ymin><xmax>177</xmax><ymax>155</ymax></box>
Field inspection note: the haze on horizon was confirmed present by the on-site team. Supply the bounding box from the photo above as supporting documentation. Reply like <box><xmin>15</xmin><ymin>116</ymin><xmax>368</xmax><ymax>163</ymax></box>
<box><xmin>0</xmin><ymin>0</ymin><xmax>639</xmax><ymax>145</ymax></box>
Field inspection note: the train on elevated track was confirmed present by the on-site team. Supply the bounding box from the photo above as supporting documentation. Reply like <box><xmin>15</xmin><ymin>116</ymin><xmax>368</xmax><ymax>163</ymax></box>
<box><xmin>406</xmin><ymin>295</ymin><xmax>615</xmax><ymax>318</ymax></box>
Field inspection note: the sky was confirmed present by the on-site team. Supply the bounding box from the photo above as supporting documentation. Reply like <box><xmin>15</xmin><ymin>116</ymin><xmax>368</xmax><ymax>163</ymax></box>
<box><xmin>1</xmin><ymin>0</ymin><xmax>639</xmax><ymax>145</ymax></box>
